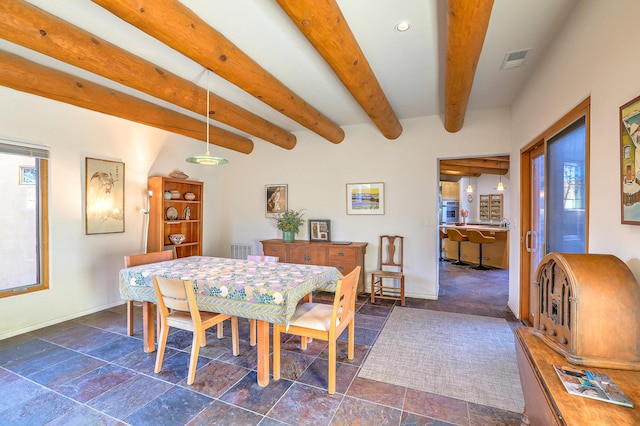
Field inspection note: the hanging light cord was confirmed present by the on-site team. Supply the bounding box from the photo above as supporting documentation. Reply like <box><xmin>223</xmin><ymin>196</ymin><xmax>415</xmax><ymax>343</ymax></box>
<box><xmin>205</xmin><ymin>70</ymin><xmax>210</xmax><ymax>156</ymax></box>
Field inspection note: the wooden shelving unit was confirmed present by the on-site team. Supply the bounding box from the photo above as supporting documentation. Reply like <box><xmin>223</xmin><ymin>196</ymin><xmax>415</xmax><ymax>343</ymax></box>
<box><xmin>479</xmin><ymin>193</ymin><xmax>503</xmax><ymax>221</ymax></box>
<box><xmin>147</xmin><ymin>176</ymin><xmax>203</xmax><ymax>258</ymax></box>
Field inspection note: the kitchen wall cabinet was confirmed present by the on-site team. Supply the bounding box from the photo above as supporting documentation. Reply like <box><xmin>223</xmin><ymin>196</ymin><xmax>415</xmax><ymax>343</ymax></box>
<box><xmin>147</xmin><ymin>176</ymin><xmax>203</xmax><ymax>258</ymax></box>
<box><xmin>479</xmin><ymin>193</ymin><xmax>503</xmax><ymax>221</ymax></box>
<box><xmin>440</xmin><ymin>181</ymin><xmax>460</xmax><ymax>201</ymax></box>
<box><xmin>261</xmin><ymin>239</ymin><xmax>367</xmax><ymax>294</ymax></box>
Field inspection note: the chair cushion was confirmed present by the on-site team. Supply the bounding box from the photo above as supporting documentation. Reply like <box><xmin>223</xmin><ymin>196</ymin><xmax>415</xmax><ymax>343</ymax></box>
<box><xmin>289</xmin><ymin>303</ymin><xmax>334</xmax><ymax>331</ymax></box>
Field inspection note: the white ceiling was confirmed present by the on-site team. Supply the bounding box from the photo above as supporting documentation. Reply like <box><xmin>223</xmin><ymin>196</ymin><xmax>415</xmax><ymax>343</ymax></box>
<box><xmin>3</xmin><ymin>0</ymin><xmax>578</xmax><ymax>140</ymax></box>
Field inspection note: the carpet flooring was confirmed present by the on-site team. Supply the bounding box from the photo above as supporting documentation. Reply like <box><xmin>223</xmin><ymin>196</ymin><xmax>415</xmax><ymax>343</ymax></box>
<box><xmin>358</xmin><ymin>306</ymin><xmax>525</xmax><ymax>413</ymax></box>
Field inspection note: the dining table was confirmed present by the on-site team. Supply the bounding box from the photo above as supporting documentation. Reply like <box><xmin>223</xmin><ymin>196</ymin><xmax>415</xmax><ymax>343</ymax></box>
<box><xmin>118</xmin><ymin>255</ymin><xmax>343</xmax><ymax>386</ymax></box>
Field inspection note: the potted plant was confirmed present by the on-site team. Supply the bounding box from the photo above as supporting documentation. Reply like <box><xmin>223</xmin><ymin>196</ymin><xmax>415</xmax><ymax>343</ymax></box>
<box><xmin>275</xmin><ymin>209</ymin><xmax>305</xmax><ymax>242</ymax></box>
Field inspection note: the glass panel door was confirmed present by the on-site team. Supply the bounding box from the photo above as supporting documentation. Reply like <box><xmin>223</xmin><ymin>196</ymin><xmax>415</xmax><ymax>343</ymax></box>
<box><xmin>528</xmin><ymin>146</ymin><xmax>545</xmax><ymax>322</ymax></box>
<box><xmin>546</xmin><ymin>117</ymin><xmax>587</xmax><ymax>253</ymax></box>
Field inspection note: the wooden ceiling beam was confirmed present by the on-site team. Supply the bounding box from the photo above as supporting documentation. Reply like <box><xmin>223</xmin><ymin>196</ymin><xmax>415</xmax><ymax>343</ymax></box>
<box><xmin>0</xmin><ymin>50</ymin><xmax>253</xmax><ymax>154</ymax></box>
<box><xmin>92</xmin><ymin>0</ymin><xmax>345</xmax><ymax>144</ymax></box>
<box><xmin>440</xmin><ymin>155</ymin><xmax>509</xmax><ymax>176</ymax></box>
<box><xmin>444</xmin><ymin>0</ymin><xmax>493</xmax><ymax>133</ymax></box>
<box><xmin>0</xmin><ymin>0</ymin><xmax>293</xmax><ymax>150</ymax></box>
<box><xmin>440</xmin><ymin>165</ymin><xmax>505</xmax><ymax>176</ymax></box>
<box><xmin>276</xmin><ymin>0</ymin><xmax>402</xmax><ymax>140</ymax></box>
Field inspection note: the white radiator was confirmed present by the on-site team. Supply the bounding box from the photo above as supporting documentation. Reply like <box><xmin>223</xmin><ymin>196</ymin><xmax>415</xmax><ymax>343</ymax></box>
<box><xmin>230</xmin><ymin>243</ymin><xmax>253</xmax><ymax>259</ymax></box>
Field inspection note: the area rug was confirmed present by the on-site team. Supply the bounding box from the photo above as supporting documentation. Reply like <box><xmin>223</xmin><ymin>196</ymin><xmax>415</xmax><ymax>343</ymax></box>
<box><xmin>358</xmin><ymin>307</ymin><xmax>524</xmax><ymax>413</ymax></box>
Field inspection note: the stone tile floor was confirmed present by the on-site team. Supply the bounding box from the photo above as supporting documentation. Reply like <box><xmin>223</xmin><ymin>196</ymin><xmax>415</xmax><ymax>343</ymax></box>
<box><xmin>0</xmin><ymin>261</ymin><xmax>523</xmax><ymax>425</ymax></box>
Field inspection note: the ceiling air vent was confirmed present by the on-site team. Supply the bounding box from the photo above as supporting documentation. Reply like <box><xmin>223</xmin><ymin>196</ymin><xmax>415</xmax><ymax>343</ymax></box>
<box><xmin>501</xmin><ymin>49</ymin><xmax>531</xmax><ymax>70</ymax></box>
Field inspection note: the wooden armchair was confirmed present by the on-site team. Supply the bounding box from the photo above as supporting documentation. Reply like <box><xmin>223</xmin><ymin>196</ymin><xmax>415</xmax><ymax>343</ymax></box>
<box><xmin>123</xmin><ymin>250</ymin><xmax>174</xmax><ymax>336</ymax></box>
<box><xmin>273</xmin><ymin>266</ymin><xmax>360</xmax><ymax>394</ymax></box>
<box><xmin>152</xmin><ymin>275</ymin><xmax>239</xmax><ymax>385</ymax></box>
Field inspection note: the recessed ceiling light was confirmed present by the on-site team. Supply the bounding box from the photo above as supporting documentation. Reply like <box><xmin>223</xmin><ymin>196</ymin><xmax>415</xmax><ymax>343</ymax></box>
<box><xmin>395</xmin><ymin>21</ymin><xmax>410</xmax><ymax>32</ymax></box>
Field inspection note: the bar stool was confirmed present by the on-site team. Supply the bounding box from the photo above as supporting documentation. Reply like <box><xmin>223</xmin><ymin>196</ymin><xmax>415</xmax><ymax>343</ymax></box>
<box><xmin>439</xmin><ymin>228</ymin><xmax>449</xmax><ymax>261</ymax></box>
<box><xmin>446</xmin><ymin>228</ymin><xmax>468</xmax><ymax>266</ymax></box>
<box><xmin>466</xmin><ymin>229</ymin><xmax>496</xmax><ymax>270</ymax></box>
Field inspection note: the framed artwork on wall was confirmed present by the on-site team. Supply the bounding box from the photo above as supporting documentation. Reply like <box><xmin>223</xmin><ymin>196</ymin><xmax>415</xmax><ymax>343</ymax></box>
<box><xmin>85</xmin><ymin>157</ymin><xmax>125</xmax><ymax>234</ymax></box>
<box><xmin>265</xmin><ymin>184</ymin><xmax>288</xmax><ymax>218</ymax></box>
<box><xmin>620</xmin><ymin>95</ymin><xmax>640</xmax><ymax>224</ymax></box>
<box><xmin>309</xmin><ymin>219</ymin><xmax>331</xmax><ymax>241</ymax></box>
<box><xmin>346</xmin><ymin>182</ymin><xmax>385</xmax><ymax>215</ymax></box>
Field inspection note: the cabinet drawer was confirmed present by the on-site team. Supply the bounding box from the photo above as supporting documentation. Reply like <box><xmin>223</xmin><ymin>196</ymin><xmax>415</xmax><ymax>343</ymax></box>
<box><xmin>263</xmin><ymin>243</ymin><xmax>287</xmax><ymax>258</ymax></box>
<box><xmin>328</xmin><ymin>259</ymin><xmax>357</xmax><ymax>274</ymax></box>
<box><xmin>328</xmin><ymin>247</ymin><xmax>357</xmax><ymax>262</ymax></box>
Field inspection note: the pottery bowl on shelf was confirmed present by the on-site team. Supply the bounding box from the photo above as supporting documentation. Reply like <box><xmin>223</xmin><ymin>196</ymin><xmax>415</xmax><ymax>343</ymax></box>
<box><xmin>168</xmin><ymin>233</ymin><xmax>185</xmax><ymax>245</ymax></box>
<box><xmin>170</xmin><ymin>190</ymin><xmax>181</xmax><ymax>199</ymax></box>
<box><xmin>184</xmin><ymin>192</ymin><xmax>196</xmax><ymax>201</ymax></box>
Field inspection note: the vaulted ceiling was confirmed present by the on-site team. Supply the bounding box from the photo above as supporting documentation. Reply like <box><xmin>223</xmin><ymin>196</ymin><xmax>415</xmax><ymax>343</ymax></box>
<box><xmin>0</xmin><ymin>0</ymin><xmax>577</xmax><ymax>155</ymax></box>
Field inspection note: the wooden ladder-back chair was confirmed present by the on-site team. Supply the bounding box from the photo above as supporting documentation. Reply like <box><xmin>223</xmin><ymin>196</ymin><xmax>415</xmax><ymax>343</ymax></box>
<box><xmin>152</xmin><ymin>275</ymin><xmax>239</xmax><ymax>385</ymax></box>
<box><xmin>123</xmin><ymin>250</ymin><xmax>175</xmax><ymax>336</ymax></box>
<box><xmin>370</xmin><ymin>235</ymin><xmax>405</xmax><ymax>306</ymax></box>
<box><xmin>273</xmin><ymin>266</ymin><xmax>361</xmax><ymax>394</ymax></box>
<box><xmin>245</xmin><ymin>254</ymin><xmax>279</xmax><ymax>345</ymax></box>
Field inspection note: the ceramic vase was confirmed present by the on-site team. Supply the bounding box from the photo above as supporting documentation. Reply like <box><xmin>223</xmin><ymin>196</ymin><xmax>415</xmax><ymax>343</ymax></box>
<box><xmin>283</xmin><ymin>231</ymin><xmax>295</xmax><ymax>243</ymax></box>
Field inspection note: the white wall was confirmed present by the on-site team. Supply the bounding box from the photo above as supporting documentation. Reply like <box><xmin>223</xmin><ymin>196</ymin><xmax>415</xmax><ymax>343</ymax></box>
<box><xmin>0</xmin><ymin>84</ymin><xmax>510</xmax><ymax>338</ymax></box>
<box><xmin>508</xmin><ymin>0</ymin><xmax>640</xmax><ymax>313</ymax></box>
<box><xmin>0</xmin><ymin>88</ymin><xmax>225</xmax><ymax>339</ymax></box>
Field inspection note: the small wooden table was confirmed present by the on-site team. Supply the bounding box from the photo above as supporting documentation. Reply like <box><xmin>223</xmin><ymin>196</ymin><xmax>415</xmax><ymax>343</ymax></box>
<box><xmin>515</xmin><ymin>327</ymin><xmax>640</xmax><ymax>425</ymax></box>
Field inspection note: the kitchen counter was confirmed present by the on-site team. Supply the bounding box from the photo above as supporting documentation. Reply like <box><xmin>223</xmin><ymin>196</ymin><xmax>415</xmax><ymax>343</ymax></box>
<box><xmin>441</xmin><ymin>224</ymin><xmax>509</xmax><ymax>269</ymax></box>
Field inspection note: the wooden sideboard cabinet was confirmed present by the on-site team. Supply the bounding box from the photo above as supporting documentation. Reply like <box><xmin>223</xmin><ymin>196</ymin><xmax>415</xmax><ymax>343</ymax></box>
<box><xmin>515</xmin><ymin>327</ymin><xmax>640</xmax><ymax>425</ymax></box>
<box><xmin>261</xmin><ymin>239</ymin><xmax>367</xmax><ymax>294</ymax></box>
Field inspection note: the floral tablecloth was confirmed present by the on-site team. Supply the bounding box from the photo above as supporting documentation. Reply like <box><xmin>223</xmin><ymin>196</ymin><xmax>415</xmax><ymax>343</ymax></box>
<box><xmin>119</xmin><ymin>256</ymin><xmax>342</xmax><ymax>325</ymax></box>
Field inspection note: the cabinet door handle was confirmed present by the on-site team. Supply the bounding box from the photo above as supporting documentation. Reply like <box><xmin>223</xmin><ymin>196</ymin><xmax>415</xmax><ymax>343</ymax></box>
<box><xmin>338</xmin><ymin>266</ymin><xmax>345</xmax><ymax>271</ymax></box>
<box><xmin>338</xmin><ymin>252</ymin><xmax>345</xmax><ymax>256</ymax></box>
<box><xmin>525</xmin><ymin>231</ymin><xmax>532</xmax><ymax>253</ymax></box>
<box><xmin>272</xmin><ymin>248</ymin><xmax>278</xmax><ymax>253</ymax></box>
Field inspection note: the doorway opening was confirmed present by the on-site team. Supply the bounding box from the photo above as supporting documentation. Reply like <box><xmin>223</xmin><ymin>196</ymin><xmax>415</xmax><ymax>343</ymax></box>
<box><xmin>437</xmin><ymin>155</ymin><xmax>513</xmax><ymax>320</ymax></box>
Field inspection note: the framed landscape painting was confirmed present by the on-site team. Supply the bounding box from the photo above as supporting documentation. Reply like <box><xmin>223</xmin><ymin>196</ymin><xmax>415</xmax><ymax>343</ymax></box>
<box><xmin>85</xmin><ymin>157</ymin><xmax>125</xmax><ymax>234</ymax></box>
<box><xmin>346</xmin><ymin>182</ymin><xmax>385</xmax><ymax>215</ymax></box>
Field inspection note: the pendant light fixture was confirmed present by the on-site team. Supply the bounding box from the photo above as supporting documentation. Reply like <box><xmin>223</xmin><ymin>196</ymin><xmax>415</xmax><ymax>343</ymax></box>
<box><xmin>466</xmin><ymin>168</ymin><xmax>473</xmax><ymax>193</ymax></box>
<box><xmin>185</xmin><ymin>70</ymin><xmax>229</xmax><ymax>165</ymax></box>
<box><xmin>496</xmin><ymin>161</ymin><xmax>505</xmax><ymax>191</ymax></box>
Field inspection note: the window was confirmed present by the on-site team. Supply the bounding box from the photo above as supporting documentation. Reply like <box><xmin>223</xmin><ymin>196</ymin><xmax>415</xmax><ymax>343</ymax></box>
<box><xmin>0</xmin><ymin>140</ymin><xmax>49</xmax><ymax>297</ymax></box>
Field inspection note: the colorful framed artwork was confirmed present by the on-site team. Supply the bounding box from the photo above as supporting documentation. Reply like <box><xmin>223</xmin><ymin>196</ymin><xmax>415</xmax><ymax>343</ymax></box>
<box><xmin>265</xmin><ymin>184</ymin><xmax>288</xmax><ymax>218</ymax></box>
<box><xmin>620</xmin><ymin>95</ymin><xmax>640</xmax><ymax>224</ymax></box>
<box><xmin>85</xmin><ymin>157</ymin><xmax>125</xmax><ymax>234</ymax></box>
<box><xmin>346</xmin><ymin>182</ymin><xmax>385</xmax><ymax>215</ymax></box>
<box><xmin>309</xmin><ymin>219</ymin><xmax>331</xmax><ymax>241</ymax></box>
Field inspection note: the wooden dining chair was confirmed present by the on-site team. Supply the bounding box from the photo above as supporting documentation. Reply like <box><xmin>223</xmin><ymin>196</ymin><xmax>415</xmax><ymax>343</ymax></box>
<box><xmin>273</xmin><ymin>266</ymin><xmax>360</xmax><ymax>394</ymax></box>
<box><xmin>152</xmin><ymin>275</ymin><xmax>239</xmax><ymax>385</ymax></box>
<box><xmin>246</xmin><ymin>254</ymin><xmax>279</xmax><ymax>345</ymax></box>
<box><xmin>123</xmin><ymin>250</ymin><xmax>175</xmax><ymax>336</ymax></box>
<box><xmin>370</xmin><ymin>235</ymin><xmax>405</xmax><ymax>306</ymax></box>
